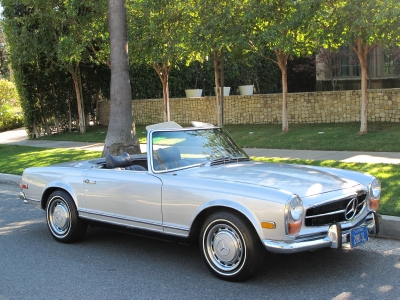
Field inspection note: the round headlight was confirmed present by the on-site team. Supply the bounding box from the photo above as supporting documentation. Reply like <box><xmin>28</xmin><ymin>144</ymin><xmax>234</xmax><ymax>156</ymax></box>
<box><xmin>370</xmin><ymin>178</ymin><xmax>381</xmax><ymax>199</ymax></box>
<box><xmin>289</xmin><ymin>196</ymin><xmax>303</xmax><ymax>221</ymax></box>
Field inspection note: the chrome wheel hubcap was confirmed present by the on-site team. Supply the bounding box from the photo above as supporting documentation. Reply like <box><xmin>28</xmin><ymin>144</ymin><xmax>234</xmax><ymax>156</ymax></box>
<box><xmin>205</xmin><ymin>222</ymin><xmax>244</xmax><ymax>273</ymax></box>
<box><xmin>48</xmin><ymin>198</ymin><xmax>70</xmax><ymax>236</ymax></box>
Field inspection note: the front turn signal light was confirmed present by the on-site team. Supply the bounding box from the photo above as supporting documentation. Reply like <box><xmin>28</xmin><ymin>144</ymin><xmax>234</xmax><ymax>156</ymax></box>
<box><xmin>370</xmin><ymin>198</ymin><xmax>380</xmax><ymax>210</ymax></box>
<box><xmin>288</xmin><ymin>221</ymin><xmax>302</xmax><ymax>235</ymax></box>
<box><xmin>261</xmin><ymin>221</ymin><xmax>276</xmax><ymax>229</ymax></box>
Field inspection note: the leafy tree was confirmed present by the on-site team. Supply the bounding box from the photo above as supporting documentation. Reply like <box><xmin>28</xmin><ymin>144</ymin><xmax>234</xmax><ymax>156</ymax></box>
<box><xmin>0</xmin><ymin>25</ymin><xmax>10</xmax><ymax>79</ymax></box>
<box><xmin>51</xmin><ymin>1</ymin><xmax>109</xmax><ymax>133</ymax></box>
<box><xmin>317</xmin><ymin>0</ymin><xmax>400</xmax><ymax>134</ymax></box>
<box><xmin>193</xmin><ymin>0</ymin><xmax>250</xmax><ymax>126</ymax></box>
<box><xmin>249</xmin><ymin>0</ymin><xmax>318</xmax><ymax>132</ymax></box>
<box><xmin>128</xmin><ymin>0</ymin><xmax>195</xmax><ymax>122</ymax></box>
<box><xmin>2</xmin><ymin>2</ymin><xmax>59</xmax><ymax>136</ymax></box>
<box><xmin>1</xmin><ymin>0</ymin><xmax>109</xmax><ymax>135</ymax></box>
<box><xmin>103</xmin><ymin>0</ymin><xmax>140</xmax><ymax>156</ymax></box>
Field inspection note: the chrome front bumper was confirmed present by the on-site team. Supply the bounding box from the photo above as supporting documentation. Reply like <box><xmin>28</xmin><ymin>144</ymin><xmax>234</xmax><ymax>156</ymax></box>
<box><xmin>263</xmin><ymin>212</ymin><xmax>379</xmax><ymax>254</ymax></box>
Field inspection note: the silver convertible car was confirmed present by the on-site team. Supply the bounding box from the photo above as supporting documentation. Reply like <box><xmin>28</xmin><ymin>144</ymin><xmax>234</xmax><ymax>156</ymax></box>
<box><xmin>19</xmin><ymin>121</ymin><xmax>380</xmax><ymax>281</ymax></box>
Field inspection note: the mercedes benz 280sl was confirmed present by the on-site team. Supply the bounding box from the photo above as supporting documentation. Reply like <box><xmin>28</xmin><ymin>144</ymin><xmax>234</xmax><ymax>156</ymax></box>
<box><xmin>19</xmin><ymin>121</ymin><xmax>380</xmax><ymax>281</ymax></box>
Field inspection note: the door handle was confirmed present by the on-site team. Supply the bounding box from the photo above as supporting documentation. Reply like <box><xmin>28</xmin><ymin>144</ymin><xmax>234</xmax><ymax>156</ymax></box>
<box><xmin>84</xmin><ymin>179</ymin><xmax>96</xmax><ymax>184</ymax></box>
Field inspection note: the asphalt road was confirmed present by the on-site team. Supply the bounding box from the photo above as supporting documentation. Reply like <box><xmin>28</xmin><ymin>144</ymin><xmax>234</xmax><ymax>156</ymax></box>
<box><xmin>1</xmin><ymin>184</ymin><xmax>400</xmax><ymax>300</ymax></box>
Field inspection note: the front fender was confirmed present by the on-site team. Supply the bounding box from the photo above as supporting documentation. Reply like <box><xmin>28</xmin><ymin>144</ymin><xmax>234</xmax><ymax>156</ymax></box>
<box><xmin>190</xmin><ymin>198</ymin><xmax>285</xmax><ymax>243</ymax></box>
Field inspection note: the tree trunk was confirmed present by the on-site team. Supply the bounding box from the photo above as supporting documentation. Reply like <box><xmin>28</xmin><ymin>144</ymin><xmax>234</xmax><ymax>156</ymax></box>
<box><xmin>70</xmin><ymin>65</ymin><xmax>86</xmax><ymax>133</ymax></box>
<box><xmin>43</xmin><ymin>117</ymin><xmax>51</xmax><ymax>136</ymax></box>
<box><xmin>67</xmin><ymin>92</ymin><xmax>72</xmax><ymax>132</ymax></box>
<box><xmin>33</xmin><ymin>119</ymin><xmax>40</xmax><ymax>138</ymax></box>
<box><xmin>52</xmin><ymin>85</ymin><xmax>61</xmax><ymax>133</ymax></box>
<box><xmin>352</xmin><ymin>37</ymin><xmax>369</xmax><ymax>134</ymax></box>
<box><xmin>39</xmin><ymin>97</ymin><xmax>51</xmax><ymax>136</ymax></box>
<box><xmin>276</xmin><ymin>49</ymin><xmax>289</xmax><ymax>133</ymax></box>
<box><xmin>103</xmin><ymin>0</ymin><xmax>140</xmax><ymax>157</ymax></box>
<box><xmin>220</xmin><ymin>49</ymin><xmax>225</xmax><ymax>127</ymax></box>
<box><xmin>56</xmin><ymin>118</ymin><xmax>60</xmax><ymax>134</ymax></box>
<box><xmin>154</xmin><ymin>63</ymin><xmax>171</xmax><ymax>122</ymax></box>
<box><xmin>213</xmin><ymin>48</ymin><xmax>222</xmax><ymax>127</ymax></box>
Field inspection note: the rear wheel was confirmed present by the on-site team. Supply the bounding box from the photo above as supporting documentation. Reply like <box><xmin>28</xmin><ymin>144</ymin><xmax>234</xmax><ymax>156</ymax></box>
<box><xmin>46</xmin><ymin>190</ymin><xmax>87</xmax><ymax>243</ymax></box>
<box><xmin>199</xmin><ymin>212</ymin><xmax>264</xmax><ymax>281</ymax></box>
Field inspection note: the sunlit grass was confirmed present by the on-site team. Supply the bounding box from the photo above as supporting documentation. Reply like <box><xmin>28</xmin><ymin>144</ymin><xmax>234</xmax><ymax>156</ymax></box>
<box><xmin>252</xmin><ymin>157</ymin><xmax>400</xmax><ymax>217</ymax></box>
<box><xmin>0</xmin><ymin>145</ymin><xmax>101</xmax><ymax>176</ymax></box>
<box><xmin>36</xmin><ymin>125</ymin><xmax>148</xmax><ymax>144</ymax></box>
<box><xmin>225</xmin><ymin>122</ymin><xmax>400</xmax><ymax>152</ymax></box>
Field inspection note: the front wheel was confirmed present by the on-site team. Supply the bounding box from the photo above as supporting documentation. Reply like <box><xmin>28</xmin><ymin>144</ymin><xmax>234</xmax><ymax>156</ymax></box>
<box><xmin>199</xmin><ymin>212</ymin><xmax>264</xmax><ymax>281</ymax></box>
<box><xmin>46</xmin><ymin>190</ymin><xmax>87</xmax><ymax>243</ymax></box>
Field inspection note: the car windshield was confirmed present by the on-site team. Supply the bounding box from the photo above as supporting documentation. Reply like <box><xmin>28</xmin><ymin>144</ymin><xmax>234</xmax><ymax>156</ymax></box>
<box><xmin>151</xmin><ymin>128</ymin><xmax>249</xmax><ymax>171</ymax></box>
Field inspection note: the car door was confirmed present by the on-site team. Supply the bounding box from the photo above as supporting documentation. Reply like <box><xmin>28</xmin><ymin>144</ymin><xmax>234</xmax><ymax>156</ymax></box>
<box><xmin>83</xmin><ymin>169</ymin><xmax>163</xmax><ymax>232</ymax></box>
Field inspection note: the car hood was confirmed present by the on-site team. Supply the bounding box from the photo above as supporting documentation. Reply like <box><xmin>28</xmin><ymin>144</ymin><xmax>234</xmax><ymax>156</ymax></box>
<box><xmin>182</xmin><ymin>161</ymin><xmax>359</xmax><ymax>197</ymax></box>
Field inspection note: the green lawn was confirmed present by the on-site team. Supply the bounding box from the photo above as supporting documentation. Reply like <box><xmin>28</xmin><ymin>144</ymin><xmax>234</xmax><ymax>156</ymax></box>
<box><xmin>0</xmin><ymin>144</ymin><xmax>398</xmax><ymax>217</ymax></box>
<box><xmin>37</xmin><ymin>122</ymin><xmax>400</xmax><ymax>152</ymax></box>
<box><xmin>0</xmin><ymin>145</ymin><xmax>101</xmax><ymax>176</ymax></box>
<box><xmin>36</xmin><ymin>125</ymin><xmax>148</xmax><ymax>144</ymax></box>
<box><xmin>225</xmin><ymin>122</ymin><xmax>400</xmax><ymax>152</ymax></box>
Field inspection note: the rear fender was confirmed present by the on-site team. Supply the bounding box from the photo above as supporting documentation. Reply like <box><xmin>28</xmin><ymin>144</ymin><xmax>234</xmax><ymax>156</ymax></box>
<box><xmin>41</xmin><ymin>181</ymin><xmax>79</xmax><ymax>210</ymax></box>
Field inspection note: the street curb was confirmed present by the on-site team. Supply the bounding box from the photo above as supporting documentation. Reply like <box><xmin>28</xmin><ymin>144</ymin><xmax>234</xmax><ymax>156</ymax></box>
<box><xmin>0</xmin><ymin>173</ymin><xmax>20</xmax><ymax>187</ymax></box>
<box><xmin>376</xmin><ymin>215</ymin><xmax>400</xmax><ymax>241</ymax></box>
<box><xmin>1</xmin><ymin>173</ymin><xmax>399</xmax><ymax>241</ymax></box>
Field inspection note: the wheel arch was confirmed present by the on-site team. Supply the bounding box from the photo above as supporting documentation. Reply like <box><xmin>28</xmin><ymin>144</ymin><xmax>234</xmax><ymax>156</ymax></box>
<box><xmin>40</xmin><ymin>182</ymin><xmax>78</xmax><ymax>210</ymax></box>
<box><xmin>188</xmin><ymin>201</ymin><xmax>263</xmax><ymax>245</ymax></box>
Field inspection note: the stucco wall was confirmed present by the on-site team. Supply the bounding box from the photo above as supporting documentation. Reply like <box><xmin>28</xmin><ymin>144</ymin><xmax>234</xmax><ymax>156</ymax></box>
<box><xmin>97</xmin><ymin>89</ymin><xmax>400</xmax><ymax>125</ymax></box>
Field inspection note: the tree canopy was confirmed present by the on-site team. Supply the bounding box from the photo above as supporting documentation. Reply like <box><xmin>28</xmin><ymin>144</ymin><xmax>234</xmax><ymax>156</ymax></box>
<box><xmin>127</xmin><ymin>0</ymin><xmax>196</xmax><ymax>122</ymax></box>
<box><xmin>1</xmin><ymin>0</ymin><xmax>399</xmax><ymax>137</ymax></box>
<box><xmin>316</xmin><ymin>0</ymin><xmax>400</xmax><ymax>133</ymax></box>
<box><xmin>249</xmin><ymin>0</ymin><xmax>319</xmax><ymax>132</ymax></box>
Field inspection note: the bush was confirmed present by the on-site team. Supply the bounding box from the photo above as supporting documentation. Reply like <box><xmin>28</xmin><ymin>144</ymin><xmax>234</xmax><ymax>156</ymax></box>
<box><xmin>0</xmin><ymin>113</ymin><xmax>23</xmax><ymax>132</ymax></box>
<box><xmin>0</xmin><ymin>79</ymin><xmax>23</xmax><ymax>132</ymax></box>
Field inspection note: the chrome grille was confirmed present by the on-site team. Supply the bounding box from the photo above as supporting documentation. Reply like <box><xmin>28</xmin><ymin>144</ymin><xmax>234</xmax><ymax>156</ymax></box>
<box><xmin>305</xmin><ymin>192</ymin><xmax>367</xmax><ymax>226</ymax></box>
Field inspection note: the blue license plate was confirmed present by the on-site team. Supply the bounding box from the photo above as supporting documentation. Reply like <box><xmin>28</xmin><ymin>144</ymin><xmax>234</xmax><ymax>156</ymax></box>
<box><xmin>350</xmin><ymin>226</ymin><xmax>369</xmax><ymax>248</ymax></box>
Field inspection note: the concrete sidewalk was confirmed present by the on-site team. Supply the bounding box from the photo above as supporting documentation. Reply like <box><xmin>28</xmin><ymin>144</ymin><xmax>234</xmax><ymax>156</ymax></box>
<box><xmin>1</xmin><ymin>127</ymin><xmax>399</xmax><ymax>240</ymax></box>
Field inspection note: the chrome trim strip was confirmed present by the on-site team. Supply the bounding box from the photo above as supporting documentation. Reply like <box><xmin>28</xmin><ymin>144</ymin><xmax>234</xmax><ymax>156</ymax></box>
<box><xmin>305</xmin><ymin>209</ymin><xmax>345</xmax><ymax>219</ymax></box>
<box><xmin>162</xmin><ymin>223</ymin><xmax>190</xmax><ymax>232</ymax></box>
<box><xmin>79</xmin><ymin>215</ymin><xmax>163</xmax><ymax>233</ymax></box>
<box><xmin>83</xmin><ymin>210</ymin><xmax>162</xmax><ymax>227</ymax></box>
<box><xmin>164</xmin><ymin>232</ymin><xmax>189</xmax><ymax>237</ymax></box>
<box><xmin>306</xmin><ymin>191</ymin><xmax>364</xmax><ymax>208</ymax></box>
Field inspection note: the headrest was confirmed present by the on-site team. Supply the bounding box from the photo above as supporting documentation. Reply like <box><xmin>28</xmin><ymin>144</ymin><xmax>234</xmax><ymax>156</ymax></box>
<box><xmin>157</xmin><ymin>147</ymin><xmax>181</xmax><ymax>163</ymax></box>
<box><xmin>106</xmin><ymin>152</ymin><xmax>131</xmax><ymax>168</ymax></box>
